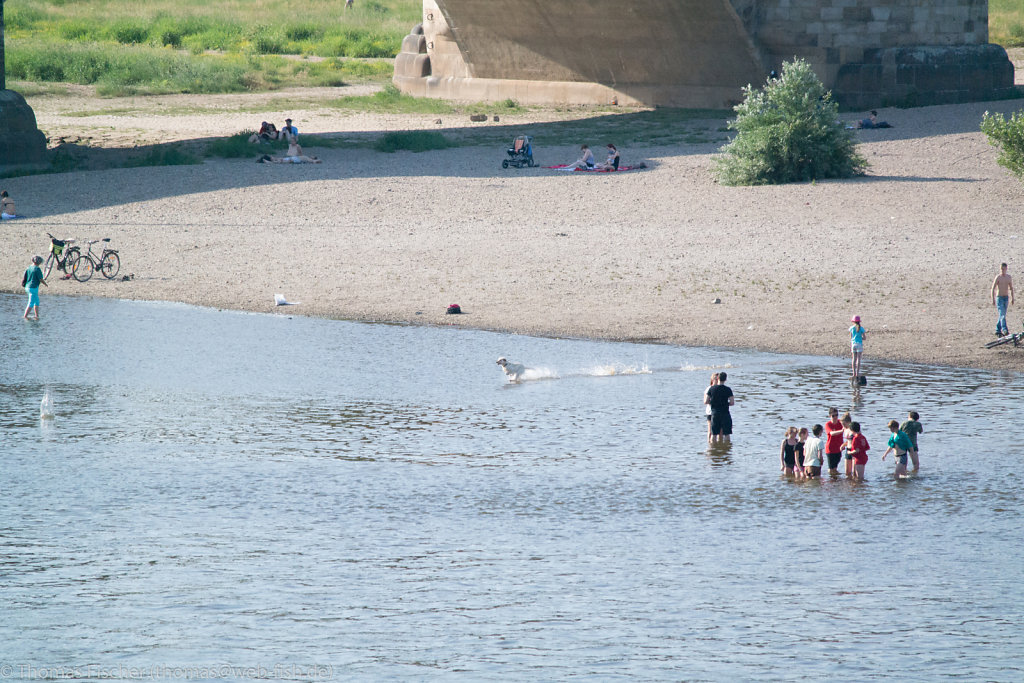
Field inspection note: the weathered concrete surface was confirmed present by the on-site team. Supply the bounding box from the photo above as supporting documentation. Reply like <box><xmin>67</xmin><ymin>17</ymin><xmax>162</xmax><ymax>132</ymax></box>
<box><xmin>0</xmin><ymin>90</ymin><xmax>48</xmax><ymax>169</ymax></box>
<box><xmin>395</xmin><ymin>0</ymin><xmax>1016</xmax><ymax>108</ymax></box>
<box><xmin>396</xmin><ymin>0</ymin><xmax>766</xmax><ymax>108</ymax></box>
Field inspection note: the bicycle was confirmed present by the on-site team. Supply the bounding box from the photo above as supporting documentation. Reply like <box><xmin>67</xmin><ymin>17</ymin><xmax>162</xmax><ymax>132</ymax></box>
<box><xmin>984</xmin><ymin>327</ymin><xmax>1024</xmax><ymax>349</ymax></box>
<box><xmin>42</xmin><ymin>233</ymin><xmax>81</xmax><ymax>281</ymax></box>
<box><xmin>71</xmin><ymin>238</ymin><xmax>120</xmax><ymax>282</ymax></box>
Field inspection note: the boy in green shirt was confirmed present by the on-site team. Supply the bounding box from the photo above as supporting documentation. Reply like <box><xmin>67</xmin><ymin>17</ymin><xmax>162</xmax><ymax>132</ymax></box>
<box><xmin>882</xmin><ymin>420</ymin><xmax>916</xmax><ymax>479</ymax></box>
<box><xmin>900</xmin><ymin>411</ymin><xmax>923</xmax><ymax>472</ymax></box>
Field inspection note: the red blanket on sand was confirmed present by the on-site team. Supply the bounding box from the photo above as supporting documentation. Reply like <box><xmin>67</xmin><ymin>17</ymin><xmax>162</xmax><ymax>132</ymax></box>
<box><xmin>544</xmin><ymin>163</ymin><xmax>646</xmax><ymax>172</ymax></box>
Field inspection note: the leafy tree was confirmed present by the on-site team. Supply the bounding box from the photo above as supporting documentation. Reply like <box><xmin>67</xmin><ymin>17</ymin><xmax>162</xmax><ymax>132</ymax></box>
<box><xmin>981</xmin><ymin>110</ymin><xmax>1024</xmax><ymax>180</ymax></box>
<box><xmin>716</xmin><ymin>59</ymin><xmax>867</xmax><ymax>185</ymax></box>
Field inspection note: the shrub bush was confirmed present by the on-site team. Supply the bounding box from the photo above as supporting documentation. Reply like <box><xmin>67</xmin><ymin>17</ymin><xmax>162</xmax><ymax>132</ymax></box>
<box><xmin>981</xmin><ymin>110</ymin><xmax>1024</xmax><ymax>179</ymax></box>
<box><xmin>715</xmin><ymin>58</ymin><xmax>867</xmax><ymax>185</ymax></box>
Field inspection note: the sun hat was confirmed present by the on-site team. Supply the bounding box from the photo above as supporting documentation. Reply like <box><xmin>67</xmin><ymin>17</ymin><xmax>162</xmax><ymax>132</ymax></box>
<box><xmin>851</xmin><ymin>315</ymin><xmax>861</xmax><ymax>323</ymax></box>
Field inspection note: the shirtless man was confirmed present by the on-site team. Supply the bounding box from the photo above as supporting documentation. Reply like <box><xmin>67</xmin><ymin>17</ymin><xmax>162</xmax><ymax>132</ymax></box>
<box><xmin>991</xmin><ymin>263</ymin><xmax>1014</xmax><ymax>337</ymax></box>
<box><xmin>1</xmin><ymin>190</ymin><xmax>16</xmax><ymax>219</ymax></box>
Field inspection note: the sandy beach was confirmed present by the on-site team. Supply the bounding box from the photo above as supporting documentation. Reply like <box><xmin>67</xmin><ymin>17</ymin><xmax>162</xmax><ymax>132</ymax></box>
<box><xmin>3</xmin><ymin>74</ymin><xmax>1024</xmax><ymax>373</ymax></box>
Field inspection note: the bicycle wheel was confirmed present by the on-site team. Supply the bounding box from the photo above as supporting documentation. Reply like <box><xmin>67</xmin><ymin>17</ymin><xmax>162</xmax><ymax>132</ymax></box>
<box><xmin>64</xmin><ymin>247</ymin><xmax>81</xmax><ymax>273</ymax></box>
<box><xmin>985</xmin><ymin>335</ymin><xmax>1015</xmax><ymax>349</ymax></box>
<box><xmin>72</xmin><ymin>255</ymin><xmax>94</xmax><ymax>282</ymax></box>
<box><xmin>43</xmin><ymin>253</ymin><xmax>55</xmax><ymax>280</ymax></box>
<box><xmin>99</xmin><ymin>252</ymin><xmax>120</xmax><ymax>279</ymax></box>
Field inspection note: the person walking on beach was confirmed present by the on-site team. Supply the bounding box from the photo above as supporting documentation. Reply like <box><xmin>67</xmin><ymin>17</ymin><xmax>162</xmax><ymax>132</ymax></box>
<box><xmin>703</xmin><ymin>372</ymin><xmax>719</xmax><ymax>443</ymax></box>
<box><xmin>991</xmin><ymin>263</ymin><xmax>1014</xmax><ymax>337</ymax></box>
<box><xmin>704</xmin><ymin>371</ymin><xmax>735</xmax><ymax>443</ymax></box>
<box><xmin>22</xmin><ymin>255</ymin><xmax>46</xmax><ymax>320</ymax></box>
<box><xmin>846</xmin><ymin>422</ymin><xmax>870</xmax><ymax>481</ymax></box>
<box><xmin>824</xmin><ymin>407</ymin><xmax>845</xmax><ymax>476</ymax></box>
<box><xmin>882</xmin><ymin>420</ymin><xmax>916</xmax><ymax>480</ymax></box>
<box><xmin>900</xmin><ymin>411</ymin><xmax>923</xmax><ymax>471</ymax></box>
<box><xmin>849</xmin><ymin>315</ymin><xmax>866</xmax><ymax>382</ymax></box>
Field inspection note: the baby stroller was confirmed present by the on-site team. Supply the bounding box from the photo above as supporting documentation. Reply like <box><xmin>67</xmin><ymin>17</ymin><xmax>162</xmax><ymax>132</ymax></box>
<box><xmin>502</xmin><ymin>135</ymin><xmax>535</xmax><ymax>168</ymax></box>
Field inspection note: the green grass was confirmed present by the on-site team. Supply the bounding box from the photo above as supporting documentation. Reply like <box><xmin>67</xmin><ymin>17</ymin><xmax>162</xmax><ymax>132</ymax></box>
<box><xmin>328</xmin><ymin>84</ymin><xmax>455</xmax><ymax>114</ymax></box>
<box><xmin>991</xmin><ymin>0</ymin><xmax>1024</xmax><ymax>47</ymax></box>
<box><xmin>3</xmin><ymin>0</ymin><xmax>417</xmax><ymax>94</ymax></box>
<box><xmin>4</xmin><ymin>0</ymin><xmax>419</xmax><ymax>57</ymax></box>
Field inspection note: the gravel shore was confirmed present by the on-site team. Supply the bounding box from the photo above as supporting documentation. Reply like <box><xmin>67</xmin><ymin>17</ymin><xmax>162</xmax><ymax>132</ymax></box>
<box><xmin>3</xmin><ymin>85</ymin><xmax>1024</xmax><ymax>373</ymax></box>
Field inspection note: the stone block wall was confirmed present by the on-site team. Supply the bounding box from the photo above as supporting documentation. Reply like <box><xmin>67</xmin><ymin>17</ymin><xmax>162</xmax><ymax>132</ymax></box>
<box><xmin>747</xmin><ymin>0</ymin><xmax>990</xmax><ymax>87</ymax></box>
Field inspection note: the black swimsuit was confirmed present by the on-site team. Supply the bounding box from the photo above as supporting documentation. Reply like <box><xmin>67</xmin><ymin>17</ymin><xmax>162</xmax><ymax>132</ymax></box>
<box><xmin>783</xmin><ymin>441</ymin><xmax>796</xmax><ymax>468</ymax></box>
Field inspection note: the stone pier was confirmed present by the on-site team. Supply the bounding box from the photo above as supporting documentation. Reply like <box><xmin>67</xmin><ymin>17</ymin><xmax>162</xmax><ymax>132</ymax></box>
<box><xmin>394</xmin><ymin>0</ymin><xmax>1016</xmax><ymax>109</ymax></box>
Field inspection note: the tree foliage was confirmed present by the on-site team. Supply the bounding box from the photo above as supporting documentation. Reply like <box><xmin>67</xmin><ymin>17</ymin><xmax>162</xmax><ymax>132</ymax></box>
<box><xmin>715</xmin><ymin>59</ymin><xmax>867</xmax><ymax>185</ymax></box>
<box><xmin>981</xmin><ymin>109</ymin><xmax>1024</xmax><ymax>180</ymax></box>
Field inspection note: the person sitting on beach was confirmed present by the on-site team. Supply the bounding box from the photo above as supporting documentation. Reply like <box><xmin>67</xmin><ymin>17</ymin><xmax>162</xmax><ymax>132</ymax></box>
<box><xmin>248</xmin><ymin>121</ymin><xmax>279</xmax><ymax>144</ymax></box>
<box><xmin>1</xmin><ymin>190</ymin><xmax>18</xmax><ymax>219</ymax></box>
<box><xmin>596</xmin><ymin>143</ymin><xmax>620</xmax><ymax>171</ymax></box>
<box><xmin>571</xmin><ymin>145</ymin><xmax>596</xmax><ymax>170</ymax></box>
<box><xmin>281</xmin><ymin>118</ymin><xmax>298</xmax><ymax>140</ymax></box>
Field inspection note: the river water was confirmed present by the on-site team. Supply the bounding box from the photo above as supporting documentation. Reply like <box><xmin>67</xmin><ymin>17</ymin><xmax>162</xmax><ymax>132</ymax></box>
<box><xmin>1</xmin><ymin>294</ymin><xmax>1022</xmax><ymax>681</ymax></box>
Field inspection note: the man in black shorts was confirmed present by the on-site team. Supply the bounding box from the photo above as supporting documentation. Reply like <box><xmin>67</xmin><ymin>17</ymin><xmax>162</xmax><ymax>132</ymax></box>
<box><xmin>704</xmin><ymin>371</ymin><xmax>735</xmax><ymax>443</ymax></box>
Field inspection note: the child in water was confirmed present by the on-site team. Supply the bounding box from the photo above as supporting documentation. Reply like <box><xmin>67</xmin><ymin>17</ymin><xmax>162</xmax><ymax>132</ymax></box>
<box><xmin>802</xmin><ymin>425</ymin><xmax>824</xmax><ymax>478</ymax></box>
<box><xmin>846</xmin><ymin>422</ymin><xmax>870</xmax><ymax>481</ymax></box>
<box><xmin>780</xmin><ymin>426</ymin><xmax>798</xmax><ymax>475</ymax></box>
<box><xmin>841</xmin><ymin>411</ymin><xmax>854</xmax><ymax>476</ymax></box>
<box><xmin>900</xmin><ymin>411</ymin><xmax>923</xmax><ymax>471</ymax></box>
<box><xmin>795</xmin><ymin>427</ymin><xmax>808</xmax><ymax>478</ymax></box>
<box><xmin>882</xmin><ymin>419</ymin><xmax>916</xmax><ymax>479</ymax></box>
<box><xmin>704</xmin><ymin>372</ymin><xmax>719</xmax><ymax>444</ymax></box>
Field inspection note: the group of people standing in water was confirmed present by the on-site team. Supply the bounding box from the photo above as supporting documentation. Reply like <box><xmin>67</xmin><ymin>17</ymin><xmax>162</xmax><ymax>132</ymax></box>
<box><xmin>778</xmin><ymin>408</ymin><xmax>923</xmax><ymax>481</ymax></box>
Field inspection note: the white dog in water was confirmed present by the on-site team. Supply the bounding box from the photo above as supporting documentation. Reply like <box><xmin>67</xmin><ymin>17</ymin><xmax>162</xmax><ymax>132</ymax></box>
<box><xmin>496</xmin><ymin>357</ymin><xmax>527</xmax><ymax>382</ymax></box>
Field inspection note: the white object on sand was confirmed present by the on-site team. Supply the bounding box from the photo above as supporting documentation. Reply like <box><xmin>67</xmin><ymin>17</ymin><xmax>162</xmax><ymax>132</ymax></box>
<box><xmin>274</xmin><ymin>294</ymin><xmax>300</xmax><ymax>306</ymax></box>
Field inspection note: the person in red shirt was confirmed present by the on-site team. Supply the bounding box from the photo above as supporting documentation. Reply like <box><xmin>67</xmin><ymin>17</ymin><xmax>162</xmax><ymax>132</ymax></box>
<box><xmin>846</xmin><ymin>421</ymin><xmax>870</xmax><ymax>481</ymax></box>
<box><xmin>824</xmin><ymin>407</ymin><xmax>845</xmax><ymax>476</ymax></box>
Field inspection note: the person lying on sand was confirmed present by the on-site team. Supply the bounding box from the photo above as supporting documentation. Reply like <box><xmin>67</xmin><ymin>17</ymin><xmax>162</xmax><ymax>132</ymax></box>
<box><xmin>257</xmin><ymin>135</ymin><xmax>321</xmax><ymax>163</ymax></box>
<box><xmin>853</xmin><ymin>110</ymin><xmax>892</xmax><ymax>129</ymax></box>
<box><xmin>258</xmin><ymin>153</ymin><xmax>321</xmax><ymax>164</ymax></box>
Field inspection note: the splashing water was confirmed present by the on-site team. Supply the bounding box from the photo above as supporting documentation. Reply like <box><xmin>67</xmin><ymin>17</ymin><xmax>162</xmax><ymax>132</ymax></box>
<box><xmin>584</xmin><ymin>363</ymin><xmax>652</xmax><ymax>376</ymax></box>
<box><xmin>40</xmin><ymin>390</ymin><xmax>55</xmax><ymax>420</ymax></box>
<box><xmin>518</xmin><ymin>367</ymin><xmax>559</xmax><ymax>381</ymax></box>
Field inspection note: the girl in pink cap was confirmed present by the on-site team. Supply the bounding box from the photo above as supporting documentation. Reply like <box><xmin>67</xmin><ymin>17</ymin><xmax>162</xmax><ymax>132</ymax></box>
<box><xmin>849</xmin><ymin>315</ymin><xmax>865</xmax><ymax>382</ymax></box>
